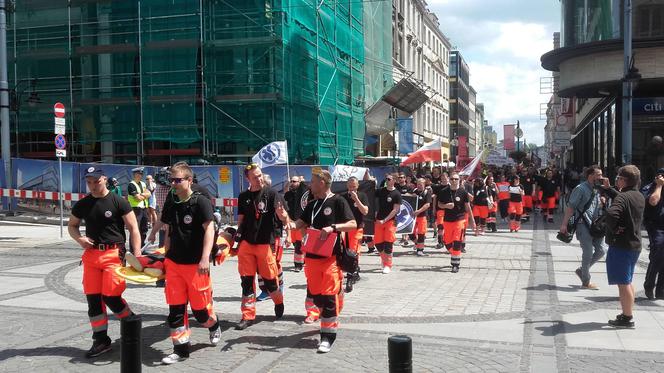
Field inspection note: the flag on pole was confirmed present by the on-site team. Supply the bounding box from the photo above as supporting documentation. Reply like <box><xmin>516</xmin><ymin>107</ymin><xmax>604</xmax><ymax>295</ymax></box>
<box><xmin>400</xmin><ymin>139</ymin><xmax>442</xmax><ymax>166</ymax></box>
<box><xmin>252</xmin><ymin>141</ymin><xmax>288</xmax><ymax>169</ymax></box>
<box><xmin>459</xmin><ymin>149</ymin><xmax>486</xmax><ymax>177</ymax></box>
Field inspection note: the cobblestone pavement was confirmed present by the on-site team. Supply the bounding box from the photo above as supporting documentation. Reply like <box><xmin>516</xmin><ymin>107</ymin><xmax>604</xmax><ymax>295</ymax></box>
<box><xmin>0</xmin><ymin>216</ymin><xmax>663</xmax><ymax>373</ymax></box>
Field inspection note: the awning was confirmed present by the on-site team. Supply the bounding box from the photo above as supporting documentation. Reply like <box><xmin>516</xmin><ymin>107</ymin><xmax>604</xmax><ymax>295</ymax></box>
<box><xmin>383</xmin><ymin>77</ymin><xmax>430</xmax><ymax>114</ymax></box>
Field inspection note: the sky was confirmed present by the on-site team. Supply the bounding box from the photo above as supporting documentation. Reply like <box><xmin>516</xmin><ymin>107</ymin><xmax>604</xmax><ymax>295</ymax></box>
<box><xmin>427</xmin><ymin>0</ymin><xmax>561</xmax><ymax>145</ymax></box>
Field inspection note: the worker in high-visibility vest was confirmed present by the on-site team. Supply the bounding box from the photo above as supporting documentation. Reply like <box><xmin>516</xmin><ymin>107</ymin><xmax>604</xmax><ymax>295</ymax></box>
<box><xmin>127</xmin><ymin>167</ymin><xmax>151</xmax><ymax>246</ymax></box>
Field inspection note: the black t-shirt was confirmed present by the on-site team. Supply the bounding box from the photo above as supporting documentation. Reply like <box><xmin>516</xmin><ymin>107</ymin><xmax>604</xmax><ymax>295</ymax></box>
<box><xmin>433</xmin><ymin>184</ymin><xmax>450</xmax><ymax>210</ymax></box>
<box><xmin>72</xmin><ymin>192</ymin><xmax>132</xmax><ymax>244</ymax></box>
<box><xmin>509</xmin><ymin>185</ymin><xmax>524</xmax><ymax>202</ymax></box>
<box><xmin>237</xmin><ymin>187</ymin><xmax>285</xmax><ymax>244</ymax></box>
<box><xmin>284</xmin><ymin>183</ymin><xmax>307</xmax><ymax>220</ymax></box>
<box><xmin>376</xmin><ymin>188</ymin><xmax>402</xmax><ymax>220</ymax></box>
<box><xmin>397</xmin><ymin>183</ymin><xmax>412</xmax><ymax>194</ymax></box>
<box><xmin>521</xmin><ymin>175</ymin><xmax>535</xmax><ymax>195</ymax></box>
<box><xmin>540</xmin><ymin>178</ymin><xmax>558</xmax><ymax>198</ymax></box>
<box><xmin>341</xmin><ymin>191</ymin><xmax>369</xmax><ymax>228</ymax></box>
<box><xmin>161</xmin><ymin>193</ymin><xmax>214</xmax><ymax>264</ymax></box>
<box><xmin>473</xmin><ymin>186</ymin><xmax>489</xmax><ymax>206</ymax></box>
<box><xmin>440</xmin><ymin>188</ymin><xmax>469</xmax><ymax>222</ymax></box>
<box><xmin>301</xmin><ymin>194</ymin><xmax>355</xmax><ymax>258</ymax></box>
<box><xmin>414</xmin><ymin>188</ymin><xmax>432</xmax><ymax>217</ymax></box>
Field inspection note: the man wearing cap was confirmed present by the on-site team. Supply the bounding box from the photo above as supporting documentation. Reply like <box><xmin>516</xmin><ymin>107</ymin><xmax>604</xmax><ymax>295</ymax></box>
<box><xmin>68</xmin><ymin>167</ymin><xmax>142</xmax><ymax>358</ymax></box>
<box><xmin>127</xmin><ymin>167</ymin><xmax>151</xmax><ymax>246</ymax></box>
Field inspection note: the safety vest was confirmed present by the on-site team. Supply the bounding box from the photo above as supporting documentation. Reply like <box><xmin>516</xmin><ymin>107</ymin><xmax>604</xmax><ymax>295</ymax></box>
<box><xmin>128</xmin><ymin>180</ymin><xmax>148</xmax><ymax>208</ymax></box>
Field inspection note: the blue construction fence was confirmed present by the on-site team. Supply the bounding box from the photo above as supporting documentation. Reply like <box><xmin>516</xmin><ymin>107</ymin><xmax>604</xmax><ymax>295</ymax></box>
<box><xmin>0</xmin><ymin>158</ymin><xmax>397</xmax><ymax>203</ymax></box>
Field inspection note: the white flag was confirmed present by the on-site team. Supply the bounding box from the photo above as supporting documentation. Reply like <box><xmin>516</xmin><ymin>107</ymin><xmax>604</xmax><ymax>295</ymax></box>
<box><xmin>252</xmin><ymin>141</ymin><xmax>288</xmax><ymax>169</ymax></box>
<box><xmin>459</xmin><ymin>149</ymin><xmax>486</xmax><ymax>176</ymax></box>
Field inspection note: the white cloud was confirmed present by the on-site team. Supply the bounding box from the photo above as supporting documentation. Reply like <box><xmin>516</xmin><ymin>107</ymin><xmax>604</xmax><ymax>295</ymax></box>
<box><xmin>426</xmin><ymin>3</ymin><xmax>559</xmax><ymax>145</ymax></box>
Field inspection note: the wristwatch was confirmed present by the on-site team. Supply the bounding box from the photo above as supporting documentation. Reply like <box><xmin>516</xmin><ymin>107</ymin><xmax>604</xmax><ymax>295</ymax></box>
<box><xmin>331</xmin><ymin>224</ymin><xmax>337</xmax><ymax>232</ymax></box>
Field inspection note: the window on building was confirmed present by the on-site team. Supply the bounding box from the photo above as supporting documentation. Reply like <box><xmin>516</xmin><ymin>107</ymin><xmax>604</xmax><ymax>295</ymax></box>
<box><xmin>636</xmin><ymin>4</ymin><xmax>664</xmax><ymax>38</ymax></box>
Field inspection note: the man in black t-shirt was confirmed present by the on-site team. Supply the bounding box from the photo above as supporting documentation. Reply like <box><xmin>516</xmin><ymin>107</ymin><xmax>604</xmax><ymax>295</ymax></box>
<box><xmin>538</xmin><ymin>169</ymin><xmax>559</xmax><ymax>223</ymax></box>
<box><xmin>284</xmin><ymin>176</ymin><xmax>308</xmax><ymax>271</ymax></box>
<box><xmin>439</xmin><ymin>172</ymin><xmax>476</xmax><ymax>273</ymax></box>
<box><xmin>410</xmin><ymin>178</ymin><xmax>432</xmax><ymax>256</ymax></box>
<box><xmin>292</xmin><ymin>170</ymin><xmax>356</xmax><ymax>353</ymax></box>
<box><xmin>234</xmin><ymin>164</ymin><xmax>290</xmax><ymax>331</ymax></box>
<box><xmin>340</xmin><ymin>176</ymin><xmax>369</xmax><ymax>285</ymax></box>
<box><xmin>374</xmin><ymin>174</ymin><xmax>402</xmax><ymax>274</ymax></box>
<box><xmin>520</xmin><ymin>169</ymin><xmax>536</xmax><ymax>222</ymax></box>
<box><xmin>68</xmin><ymin>166</ymin><xmax>141</xmax><ymax>359</ymax></box>
<box><xmin>158</xmin><ymin>162</ymin><xmax>220</xmax><ymax>365</ymax></box>
<box><xmin>432</xmin><ymin>172</ymin><xmax>450</xmax><ymax>248</ymax></box>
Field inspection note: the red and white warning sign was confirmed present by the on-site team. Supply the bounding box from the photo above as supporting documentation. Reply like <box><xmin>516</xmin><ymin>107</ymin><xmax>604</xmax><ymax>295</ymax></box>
<box><xmin>54</xmin><ymin>102</ymin><xmax>66</xmax><ymax>118</ymax></box>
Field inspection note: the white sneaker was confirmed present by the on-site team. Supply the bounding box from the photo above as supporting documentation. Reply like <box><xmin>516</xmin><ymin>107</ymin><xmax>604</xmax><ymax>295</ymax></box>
<box><xmin>317</xmin><ymin>340</ymin><xmax>332</xmax><ymax>353</ymax></box>
<box><xmin>382</xmin><ymin>266</ymin><xmax>391</xmax><ymax>274</ymax></box>
<box><xmin>416</xmin><ymin>250</ymin><xmax>424</xmax><ymax>257</ymax></box>
<box><xmin>209</xmin><ymin>325</ymin><xmax>221</xmax><ymax>346</ymax></box>
<box><xmin>162</xmin><ymin>353</ymin><xmax>186</xmax><ymax>365</ymax></box>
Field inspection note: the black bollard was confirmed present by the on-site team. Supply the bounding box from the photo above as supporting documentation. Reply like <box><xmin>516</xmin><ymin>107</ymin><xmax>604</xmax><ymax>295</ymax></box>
<box><xmin>121</xmin><ymin>314</ymin><xmax>142</xmax><ymax>373</ymax></box>
<box><xmin>388</xmin><ymin>335</ymin><xmax>412</xmax><ymax>373</ymax></box>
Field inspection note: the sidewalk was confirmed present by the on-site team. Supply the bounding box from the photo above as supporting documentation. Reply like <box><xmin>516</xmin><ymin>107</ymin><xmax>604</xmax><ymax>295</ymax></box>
<box><xmin>0</xmin><ymin>216</ymin><xmax>662</xmax><ymax>372</ymax></box>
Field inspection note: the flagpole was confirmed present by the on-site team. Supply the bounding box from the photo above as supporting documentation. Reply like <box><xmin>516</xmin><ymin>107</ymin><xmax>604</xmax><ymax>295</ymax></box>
<box><xmin>284</xmin><ymin>139</ymin><xmax>291</xmax><ymax>185</ymax></box>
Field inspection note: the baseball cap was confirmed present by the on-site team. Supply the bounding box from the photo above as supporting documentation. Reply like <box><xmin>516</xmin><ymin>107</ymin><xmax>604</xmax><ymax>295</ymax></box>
<box><xmin>84</xmin><ymin>166</ymin><xmax>105</xmax><ymax>178</ymax></box>
<box><xmin>657</xmin><ymin>168</ymin><xmax>664</xmax><ymax>175</ymax></box>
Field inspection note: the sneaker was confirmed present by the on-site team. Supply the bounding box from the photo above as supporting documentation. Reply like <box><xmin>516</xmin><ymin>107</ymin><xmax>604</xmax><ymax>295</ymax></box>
<box><xmin>274</xmin><ymin>303</ymin><xmax>284</xmax><ymax>319</ymax></box>
<box><xmin>416</xmin><ymin>250</ymin><xmax>424</xmax><ymax>257</ymax></box>
<box><xmin>162</xmin><ymin>353</ymin><xmax>187</xmax><ymax>365</ymax></box>
<box><xmin>256</xmin><ymin>291</ymin><xmax>270</xmax><ymax>302</ymax></box>
<box><xmin>451</xmin><ymin>266</ymin><xmax>459</xmax><ymax>273</ymax></box>
<box><xmin>608</xmin><ymin>314</ymin><xmax>635</xmax><ymax>328</ymax></box>
<box><xmin>293</xmin><ymin>266</ymin><xmax>303</xmax><ymax>273</ymax></box>
<box><xmin>85</xmin><ymin>338</ymin><xmax>112</xmax><ymax>358</ymax></box>
<box><xmin>209</xmin><ymin>325</ymin><xmax>221</xmax><ymax>346</ymax></box>
<box><xmin>235</xmin><ymin>319</ymin><xmax>253</xmax><ymax>330</ymax></box>
<box><xmin>382</xmin><ymin>266</ymin><xmax>391</xmax><ymax>274</ymax></box>
<box><xmin>367</xmin><ymin>248</ymin><xmax>375</xmax><ymax>254</ymax></box>
<box><xmin>574</xmin><ymin>268</ymin><xmax>583</xmax><ymax>283</ymax></box>
<box><xmin>581</xmin><ymin>283</ymin><xmax>599</xmax><ymax>290</ymax></box>
<box><xmin>345</xmin><ymin>281</ymin><xmax>353</xmax><ymax>293</ymax></box>
<box><xmin>547</xmin><ymin>218</ymin><xmax>554</xmax><ymax>223</ymax></box>
<box><xmin>317</xmin><ymin>339</ymin><xmax>333</xmax><ymax>353</ymax></box>
<box><xmin>644</xmin><ymin>287</ymin><xmax>654</xmax><ymax>300</ymax></box>
<box><xmin>304</xmin><ymin>315</ymin><xmax>319</xmax><ymax>324</ymax></box>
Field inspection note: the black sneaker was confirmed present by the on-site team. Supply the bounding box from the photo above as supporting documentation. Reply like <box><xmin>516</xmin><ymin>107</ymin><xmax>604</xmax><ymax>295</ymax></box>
<box><xmin>451</xmin><ymin>266</ymin><xmax>459</xmax><ymax>273</ymax></box>
<box><xmin>236</xmin><ymin>318</ymin><xmax>253</xmax><ymax>330</ymax></box>
<box><xmin>293</xmin><ymin>265</ymin><xmax>303</xmax><ymax>272</ymax></box>
<box><xmin>85</xmin><ymin>337</ymin><xmax>112</xmax><ymax>358</ymax></box>
<box><xmin>608</xmin><ymin>314</ymin><xmax>634</xmax><ymax>328</ymax></box>
<box><xmin>645</xmin><ymin>287</ymin><xmax>654</xmax><ymax>300</ymax></box>
<box><xmin>274</xmin><ymin>303</ymin><xmax>284</xmax><ymax>319</ymax></box>
<box><xmin>367</xmin><ymin>247</ymin><xmax>375</xmax><ymax>254</ymax></box>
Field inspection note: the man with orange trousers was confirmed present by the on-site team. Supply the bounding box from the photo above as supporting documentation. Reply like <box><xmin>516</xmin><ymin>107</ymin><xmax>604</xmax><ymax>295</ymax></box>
<box><xmin>374</xmin><ymin>173</ymin><xmax>402</xmax><ymax>274</ymax></box>
<box><xmin>158</xmin><ymin>161</ymin><xmax>221</xmax><ymax>365</ymax></box>
<box><xmin>68</xmin><ymin>166</ymin><xmax>141</xmax><ymax>358</ymax></box>
<box><xmin>439</xmin><ymin>172</ymin><xmax>476</xmax><ymax>273</ymax></box>
<box><xmin>340</xmin><ymin>176</ymin><xmax>369</xmax><ymax>284</ymax></box>
<box><xmin>291</xmin><ymin>170</ymin><xmax>356</xmax><ymax>353</ymax></box>
<box><xmin>234</xmin><ymin>164</ymin><xmax>290</xmax><ymax>330</ymax></box>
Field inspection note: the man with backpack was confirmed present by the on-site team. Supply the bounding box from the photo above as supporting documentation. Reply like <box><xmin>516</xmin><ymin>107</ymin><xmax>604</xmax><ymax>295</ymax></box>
<box><xmin>559</xmin><ymin>165</ymin><xmax>606</xmax><ymax>290</ymax></box>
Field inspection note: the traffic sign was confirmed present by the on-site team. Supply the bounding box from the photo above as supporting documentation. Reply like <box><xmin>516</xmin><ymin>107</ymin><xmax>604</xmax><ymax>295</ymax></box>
<box><xmin>55</xmin><ymin>124</ymin><xmax>65</xmax><ymax>135</ymax></box>
<box><xmin>54</xmin><ymin>117</ymin><xmax>65</xmax><ymax>125</ymax></box>
<box><xmin>54</xmin><ymin>134</ymin><xmax>66</xmax><ymax>150</ymax></box>
<box><xmin>515</xmin><ymin>128</ymin><xmax>524</xmax><ymax>138</ymax></box>
<box><xmin>54</xmin><ymin>102</ymin><xmax>65</xmax><ymax>118</ymax></box>
<box><xmin>55</xmin><ymin>149</ymin><xmax>67</xmax><ymax>158</ymax></box>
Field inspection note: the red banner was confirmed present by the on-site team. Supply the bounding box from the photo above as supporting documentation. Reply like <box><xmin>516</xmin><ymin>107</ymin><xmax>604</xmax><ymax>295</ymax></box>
<box><xmin>458</xmin><ymin>136</ymin><xmax>468</xmax><ymax>157</ymax></box>
<box><xmin>504</xmin><ymin>125</ymin><xmax>515</xmax><ymax>151</ymax></box>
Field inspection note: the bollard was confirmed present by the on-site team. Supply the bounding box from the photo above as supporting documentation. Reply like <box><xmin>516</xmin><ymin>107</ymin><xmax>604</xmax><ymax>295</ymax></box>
<box><xmin>121</xmin><ymin>314</ymin><xmax>142</xmax><ymax>373</ymax></box>
<box><xmin>388</xmin><ymin>335</ymin><xmax>412</xmax><ymax>373</ymax></box>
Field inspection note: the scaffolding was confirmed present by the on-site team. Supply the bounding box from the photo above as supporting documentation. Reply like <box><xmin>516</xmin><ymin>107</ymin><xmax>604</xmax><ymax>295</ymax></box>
<box><xmin>7</xmin><ymin>0</ymin><xmax>392</xmax><ymax>165</ymax></box>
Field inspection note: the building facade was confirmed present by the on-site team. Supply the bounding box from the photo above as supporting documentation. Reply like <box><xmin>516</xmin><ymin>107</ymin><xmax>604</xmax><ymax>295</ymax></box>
<box><xmin>541</xmin><ymin>0</ymin><xmax>664</xmax><ymax>180</ymax></box>
<box><xmin>8</xmin><ymin>1</ymin><xmax>393</xmax><ymax>166</ymax></box>
<box><xmin>449</xmin><ymin>50</ymin><xmax>472</xmax><ymax>162</ymax></box>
